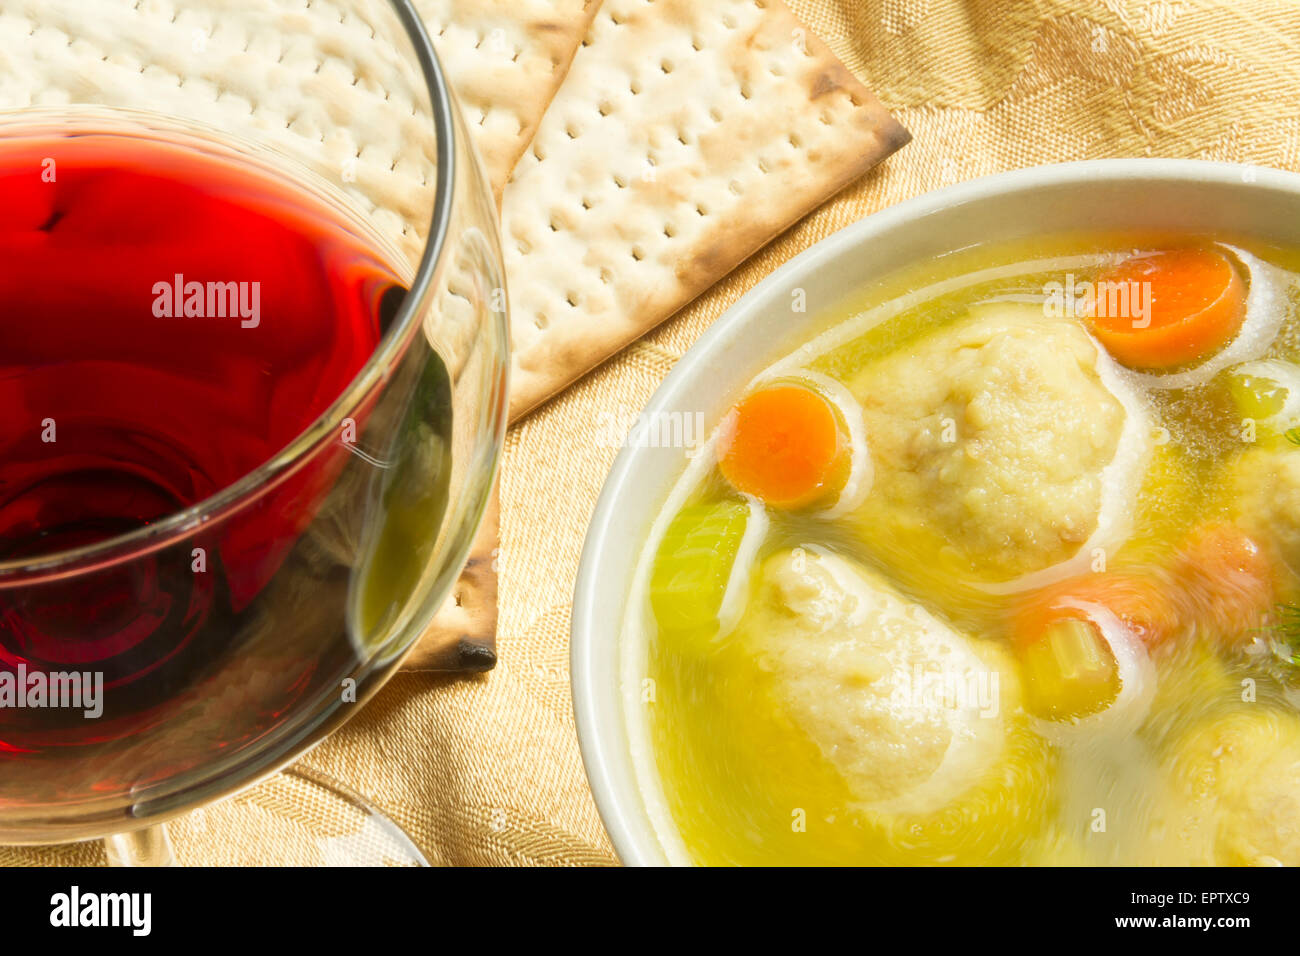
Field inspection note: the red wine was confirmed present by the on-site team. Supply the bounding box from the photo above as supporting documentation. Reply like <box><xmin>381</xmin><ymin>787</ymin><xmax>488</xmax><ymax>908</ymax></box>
<box><xmin>0</xmin><ymin>125</ymin><xmax>426</xmax><ymax>797</ymax></box>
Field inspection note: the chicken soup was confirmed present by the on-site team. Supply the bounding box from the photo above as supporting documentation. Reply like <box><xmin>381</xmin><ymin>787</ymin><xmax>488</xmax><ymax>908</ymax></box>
<box><xmin>624</xmin><ymin>233</ymin><xmax>1300</xmax><ymax>866</ymax></box>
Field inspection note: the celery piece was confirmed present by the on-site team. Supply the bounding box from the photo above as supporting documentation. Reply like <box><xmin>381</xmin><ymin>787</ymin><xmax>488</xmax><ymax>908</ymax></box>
<box><xmin>649</xmin><ymin>500</ymin><xmax>752</xmax><ymax>642</ymax></box>
<box><xmin>1227</xmin><ymin>360</ymin><xmax>1300</xmax><ymax>440</ymax></box>
<box><xmin>1021</xmin><ymin>618</ymin><xmax>1121</xmax><ymax>720</ymax></box>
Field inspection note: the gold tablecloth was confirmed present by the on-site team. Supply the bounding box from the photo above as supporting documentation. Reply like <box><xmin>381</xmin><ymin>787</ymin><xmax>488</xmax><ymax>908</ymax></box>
<box><xmin>10</xmin><ymin>0</ymin><xmax>1300</xmax><ymax>866</ymax></box>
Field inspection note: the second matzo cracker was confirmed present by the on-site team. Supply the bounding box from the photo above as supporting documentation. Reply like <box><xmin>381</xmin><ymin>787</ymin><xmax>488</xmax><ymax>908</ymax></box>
<box><xmin>417</xmin><ymin>0</ymin><xmax>602</xmax><ymax>197</ymax></box>
<box><xmin>501</xmin><ymin>0</ymin><xmax>908</xmax><ymax>419</ymax></box>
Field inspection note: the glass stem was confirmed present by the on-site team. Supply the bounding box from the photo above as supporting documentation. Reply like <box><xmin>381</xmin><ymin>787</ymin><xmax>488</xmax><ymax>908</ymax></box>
<box><xmin>103</xmin><ymin>824</ymin><xmax>177</xmax><ymax>867</ymax></box>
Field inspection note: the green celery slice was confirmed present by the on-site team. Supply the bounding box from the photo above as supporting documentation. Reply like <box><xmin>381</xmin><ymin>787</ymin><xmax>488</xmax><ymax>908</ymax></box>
<box><xmin>649</xmin><ymin>500</ymin><xmax>752</xmax><ymax>643</ymax></box>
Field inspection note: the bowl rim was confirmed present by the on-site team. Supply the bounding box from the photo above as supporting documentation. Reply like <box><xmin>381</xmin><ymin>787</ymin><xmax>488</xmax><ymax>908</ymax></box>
<box><xmin>571</xmin><ymin>156</ymin><xmax>1300</xmax><ymax>866</ymax></box>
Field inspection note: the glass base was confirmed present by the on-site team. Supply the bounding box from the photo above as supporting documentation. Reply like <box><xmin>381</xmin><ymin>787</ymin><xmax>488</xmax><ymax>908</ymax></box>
<box><xmin>105</xmin><ymin>766</ymin><xmax>428</xmax><ymax>867</ymax></box>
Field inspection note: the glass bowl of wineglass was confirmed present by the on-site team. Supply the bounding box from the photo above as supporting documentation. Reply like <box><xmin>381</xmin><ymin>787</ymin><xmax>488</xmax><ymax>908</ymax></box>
<box><xmin>0</xmin><ymin>0</ymin><xmax>507</xmax><ymax>865</ymax></box>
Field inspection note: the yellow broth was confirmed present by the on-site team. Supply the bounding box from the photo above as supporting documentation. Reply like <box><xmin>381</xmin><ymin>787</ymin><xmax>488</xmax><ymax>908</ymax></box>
<box><xmin>630</xmin><ymin>232</ymin><xmax>1300</xmax><ymax>866</ymax></box>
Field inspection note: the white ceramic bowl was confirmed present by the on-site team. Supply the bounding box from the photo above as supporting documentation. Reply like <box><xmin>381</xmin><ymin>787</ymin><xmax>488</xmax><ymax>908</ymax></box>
<box><xmin>570</xmin><ymin>159</ymin><xmax>1300</xmax><ymax>866</ymax></box>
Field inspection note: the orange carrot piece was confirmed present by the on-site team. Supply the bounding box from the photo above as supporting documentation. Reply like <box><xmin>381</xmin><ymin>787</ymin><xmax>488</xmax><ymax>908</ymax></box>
<box><xmin>716</xmin><ymin>383</ymin><xmax>845</xmax><ymax>509</ymax></box>
<box><xmin>1085</xmin><ymin>247</ymin><xmax>1246</xmax><ymax>369</ymax></box>
<box><xmin>1010</xmin><ymin>571</ymin><xmax>1180</xmax><ymax>650</ymax></box>
<box><xmin>1172</xmin><ymin>523</ymin><xmax>1275</xmax><ymax>647</ymax></box>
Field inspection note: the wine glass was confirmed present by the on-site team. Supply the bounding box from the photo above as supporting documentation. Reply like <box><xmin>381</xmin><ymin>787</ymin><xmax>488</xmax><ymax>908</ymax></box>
<box><xmin>0</xmin><ymin>0</ymin><xmax>507</xmax><ymax>865</ymax></box>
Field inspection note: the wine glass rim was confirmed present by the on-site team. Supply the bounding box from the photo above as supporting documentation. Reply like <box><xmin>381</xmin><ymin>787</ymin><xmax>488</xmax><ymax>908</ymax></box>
<box><xmin>0</xmin><ymin>0</ymin><xmax>458</xmax><ymax>584</ymax></box>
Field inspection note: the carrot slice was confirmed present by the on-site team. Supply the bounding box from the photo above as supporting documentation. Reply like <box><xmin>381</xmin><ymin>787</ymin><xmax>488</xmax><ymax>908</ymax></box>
<box><xmin>1010</xmin><ymin>571</ymin><xmax>1180</xmax><ymax>650</ymax></box>
<box><xmin>1172</xmin><ymin>523</ymin><xmax>1275</xmax><ymax>647</ymax></box>
<box><xmin>1084</xmin><ymin>247</ymin><xmax>1246</xmax><ymax>369</ymax></box>
<box><xmin>716</xmin><ymin>383</ymin><xmax>846</xmax><ymax>509</ymax></box>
